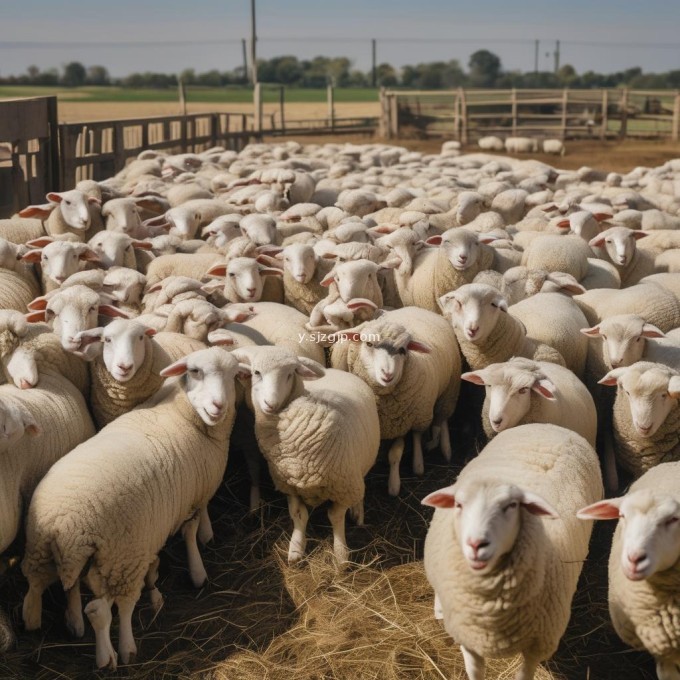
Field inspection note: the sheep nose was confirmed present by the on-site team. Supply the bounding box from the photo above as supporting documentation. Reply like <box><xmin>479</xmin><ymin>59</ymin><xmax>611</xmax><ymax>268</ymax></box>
<box><xmin>212</xmin><ymin>400</ymin><xmax>224</xmax><ymax>410</ymax></box>
<box><xmin>458</xmin><ymin>255</ymin><xmax>468</xmax><ymax>262</ymax></box>
<box><xmin>466</xmin><ymin>537</ymin><xmax>489</xmax><ymax>556</ymax></box>
<box><xmin>54</xmin><ymin>275</ymin><xmax>66</xmax><ymax>283</ymax></box>
<box><xmin>247</xmin><ymin>287</ymin><xmax>256</xmax><ymax>295</ymax></box>
<box><xmin>381</xmin><ymin>371</ymin><xmax>393</xmax><ymax>382</ymax></box>
<box><xmin>627</xmin><ymin>550</ymin><xmax>647</xmax><ymax>566</ymax></box>
<box><xmin>611</xmin><ymin>360</ymin><xmax>621</xmax><ymax>368</ymax></box>
<box><xmin>117</xmin><ymin>363</ymin><xmax>132</xmax><ymax>372</ymax></box>
<box><xmin>491</xmin><ymin>418</ymin><xmax>502</xmax><ymax>427</ymax></box>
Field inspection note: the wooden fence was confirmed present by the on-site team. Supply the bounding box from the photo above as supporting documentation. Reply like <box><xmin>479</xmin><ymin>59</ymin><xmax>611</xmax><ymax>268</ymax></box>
<box><xmin>380</xmin><ymin>88</ymin><xmax>680</xmax><ymax>142</ymax></box>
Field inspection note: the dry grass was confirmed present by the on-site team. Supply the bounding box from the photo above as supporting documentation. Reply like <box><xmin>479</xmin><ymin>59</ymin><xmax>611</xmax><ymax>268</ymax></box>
<box><xmin>0</xmin><ymin>419</ymin><xmax>659</xmax><ymax>679</ymax></box>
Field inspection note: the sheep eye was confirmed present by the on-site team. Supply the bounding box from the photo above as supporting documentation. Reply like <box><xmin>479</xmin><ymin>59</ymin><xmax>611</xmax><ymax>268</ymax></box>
<box><xmin>606</xmin><ymin>239</ymin><xmax>612</xmax><ymax>244</ymax></box>
<box><xmin>253</xmin><ymin>370</ymin><xmax>261</xmax><ymax>377</ymax></box>
<box><xmin>188</xmin><ymin>368</ymin><xmax>200</xmax><ymax>376</ymax></box>
<box><xmin>64</xmin><ymin>200</ymin><xmax>71</xmax><ymax>206</ymax></box>
<box><xmin>602</xmin><ymin>335</ymin><xmax>607</xmax><ymax>341</ymax></box>
<box><xmin>229</xmin><ymin>273</ymin><xmax>236</xmax><ymax>277</ymax></box>
<box><xmin>518</xmin><ymin>387</ymin><xmax>528</xmax><ymax>394</ymax></box>
<box><xmin>398</xmin><ymin>347</ymin><xmax>406</xmax><ymax>355</ymax></box>
<box><xmin>665</xmin><ymin>517</ymin><xmax>679</xmax><ymax>527</ymax></box>
<box><xmin>491</xmin><ymin>302</ymin><xmax>498</xmax><ymax>308</ymax></box>
<box><xmin>366</xmin><ymin>342</ymin><xmax>373</xmax><ymax>348</ymax></box>
<box><xmin>126</xmin><ymin>245</ymin><xmax>132</xmax><ymax>251</ymax></box>
<box><xmin>104</xmin><ymin>337</ymin><xmax>111</xmax><ymax>343</ymax></box>
<box><xmin>453</xmin><ymin>501</ymin><xmax>462</xmax><ymax>509</ymax></box>
<box><xmin>138</xmin><ymin>335</ymin><xmax>144</xmax><ymax>341</ymax></box>
<box><xmin>43</xmin><ymin>254</ymin><xmax>48</xmax><ymax>261</ymax></box>
<box><xmin>636</xmin><ymin>336</ymin><xmax>642</xmax><ymax>342</ymax></box>
<box><xmin>504</xmin><ymin>501</ymin><xmax>519</xmax><ymax>512</ymax></box>
<box><xmin>89</xmin><ymin>306</ymin><xmax>96</xmax><ymax>313</ymax></box>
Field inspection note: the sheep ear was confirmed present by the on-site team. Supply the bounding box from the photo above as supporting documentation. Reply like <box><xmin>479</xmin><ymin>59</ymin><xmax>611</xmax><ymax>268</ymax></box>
<box><xmin>461</xmin><ymin>371</ymin><xmax>486</xmax><ymax>386</ymax></box>
<box><xmin>206</xmin><ymin>263</ymin><xmax>227</xmax><ymax>277</ymax></box>
<box><xmin>27</xmin><ymin>296</ymin><xmax>48</xmax><ymax>311</ymax></box>
<box><xmin>144</xmin><ymin>327</ymin><xmax>157</xmax><ymax>337</ymax></box>
<box><xmin>437</xmin><ymin>292</ymin><xmax>456</xmax><ymax>313</ymax></box>
<box><xmin>520</xmin><ymin>490</ymin><xmax>559</xmax><ymax>519</ymax></box>
<box><xmin>541</xmin><ymin>204</ymin><xmax>559</xmax><ymax>213</ymax></box>
<box><xmin>407</xmin><ymin>340</ymin><xmax>431</xmax><ymax>353</ymax></box>
<box><xmin>159</xmin><ymin>359</ymin><xmax>188</xmax><ymax>377</ymax></box>
<box><xmin>146</xmin><ymin>282</ymin><xmax>164</xmax><ymax>293</ymax></box>
<box><xmin>74</xmin><ymin>328</ymin><xmax>104</xmax><ymax>351</ymax></box>
<box><xmin>380</xmin><ymin>256</ymin><xmax>402</xmax><ymax>271</ymax></box>
<box><xmin>425</xmin><ymin>235</ymin><xmax>442</xmax><ymax>246</ymax></box>
<box><xmin>256</xmin><ymin>245</ymin><xmax>282</xmax><ymax>256</ymax></box>
<box><xmin>576</xmin><ymin>499</ymin><xmax>622</xmax><ymax>520</ymax></box>
<box><xmin>594</xmin><ymin>213</ymin><xmax>613</xmax><ymax>222</ymax></box>
<box><xmin>25</xmin><ymin>237</ymin><xmax>54</xmax><ymax>249</ymax></box>
<box><xmin>78</xmin><ymin>248</ymin><xmax>101</xmax><ymax>263</ymax></box>
<box><xmin>18</xmin><ymin>408</ymin><xmax>42</xmax><ymax>436</ymax></box>
<box><xmin>545</xmin><ymin>272</ymin><xmax>586</xmax><ymax>295</ymax></box>
<box><xmin>257</xmin><ymin>265</ymin><xmax>283</xmax><ymax>278</ymax></box>
<box><xmin>556</xmin><ymin>219</ymin><xmax>571</xmax><ymax>229</ymax></box>
<box><xmin>88</xmin><ymin>196</ymin><xmax>102</xmax><ymax>207</ymax></box>
<box><xmin>296</xmin><ymin>357</ymin><xmax>325</xmax><ymax>380</ymax></box>
<box><xmin>221</xmin><ymin>306</ymin><xmax>254</xmax><ymax>323</ymax></box>
<box><xmin>207</xmin><ymin>330</ymin><xmax>235</xmax><ymax>347</ymax></box>
<box><xmin>599</xmin><ymin>368</ymin><xmax>626</xmax><ymax>386</ymax></box>
<box><xmin>255</xmin><ymin>254</ymin><xmax>283</xmax><ymax>269</ymax></box>
<box><xmin>477</xmin><ymin>234</ymin><xmax>498</xmax><ymax>245</ymax></box>
<box><xmin>532</xmin><ymin>378</ymin><xmax>557</xmax><ymax>400</ymax></box>
<box><xmin>421</xmin><ymin>486</ymin><xmax>457</xmax><ymax>509</ymax></box>
<box><xmin>668</xmin><ymin>376</ymin><xmax>680</xmax><ymax>399</ymax></box>
<box><xmin>346</xmin><ymin>298</ymin><xmax>377</xmax><ymax>311</ymax></box>
<box><xmin>588</xmin><ymin>235</ymin><xmax>606</xmax><ymax>248</ymax></box>
<box><xmin>580</xmin><ymin>325</ymin><xmax>602</xmax><ymax>338</ymax></box>
<box><xmin>18</xmin><ymin>203</ymin><xmax>56</xmax><ymax>219</ymax></box>
<box><xmin>21</xmin><ymin>249</ymin><xmax>43</xmax><ymax>264</ymax></box>
<box><xmin>320</xmin><ymin>272</ymin><xmax>336</xmax><ymax>287</ymax></box>
<box><xmin>641</xmin><ymin>324</ymin><xmax>665</xmax><ymax>339</ymax></box>
<box><xmin>25</xmin><ymin>311</ymin><xmax>46</xmax><ymax>323</ymax></box>
<box><xmin>632</xmin><ymin>230</ymin><xmax>650</xmax><ymax>240</ymax></box>
<box><xmin>132</xmin><ymin>240</ymin><xmax>153</xmax><ymax>251</ymax></box>
<box><xmin>98</xmin><ymin>305</ymin><xmax>130</xmax><ymax>319</ymax></box>
<box><xmin>494</xmin><ymin>297</ymin><xmax>508</xmax><ymax>312</ymax></box>
<box><xmin>368</xmin><ymin>225</ymin><xmax>396</xmax><ymax>235</ymax></box>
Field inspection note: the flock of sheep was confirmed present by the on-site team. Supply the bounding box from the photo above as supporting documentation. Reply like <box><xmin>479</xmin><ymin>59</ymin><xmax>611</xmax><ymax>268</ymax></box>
<box><xmin>1</xmin><ymin>137</ymin><xmax>680</xmax><ymax>679</ymax></box>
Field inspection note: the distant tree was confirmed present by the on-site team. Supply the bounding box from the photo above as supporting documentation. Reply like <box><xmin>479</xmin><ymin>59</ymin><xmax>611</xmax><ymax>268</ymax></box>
<box><xmin>468</xmin><ymin>49</ymin><xmax>502</xmax><ymax>87</ymax></box>
<box><xmin>196</xmin><ymin>69</ymin><xmax>222</xmax><ymax>87</ymax></box>
<box><xmin>86</xmin><ymin>65</ymin><xmax>110</xmax><ymax>86</ymax></box>
<box><xmin>347</xmin><ymin>69</ymin><xmax>368</xmax><ymax>87</ymax></box>
<box><xmin>62</xmin><ymin>61</ymin><xmax>86</xmax><ymax>87</ymax></box>
<box><xmin>376</xmin><ymin>62</ymin><xmax>398</xmax><ymax>86</ymax></box>
<box><xmin>27</xmin><ymin>65</ymin><xmax>40</xmax><ymax>82</ymax></box>
<box><xmin>557</xmin><ymin>64</ymin><xmax>578</xmax><ymax>87</ymax></box>
<box><xmin>179</xmin><ymin>68</ymin><xmax>196</xmax><ymax>86</ymax></box>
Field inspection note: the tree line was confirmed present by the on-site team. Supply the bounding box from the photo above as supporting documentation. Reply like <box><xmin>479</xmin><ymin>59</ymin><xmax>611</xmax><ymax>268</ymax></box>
<box><xmin>4</xmin><ymin>51</ymin><xmax>680</xmax><ymax>90</ymax></box>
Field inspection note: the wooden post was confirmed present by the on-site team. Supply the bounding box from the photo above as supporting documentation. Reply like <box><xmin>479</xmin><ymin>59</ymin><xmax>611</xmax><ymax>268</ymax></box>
<box><xmin>178</xmin><ymin>78</ymin><xmax>187</xmax><ymax>116</ymax></box>
<box><xmin>561</xmin><ymin>88</ymin><xmax>568</xmax><ymax>140</ymax></box>
<box><xmin>210</xmin><ymin>113</ymin><xmax>219</xmax><ymax>147</ymax></box>
<box><xmin>45</xmin><ymin>96</ymin><xmax>61</xmax><ymax>191</ymax></box>
<box><xmin>279</xmin><ymin>86</ymin><xmax>285</xmax><ymax>134</ymax></box>
<box><xmin>141</xmin><ymin>122</ymin><xmax>149</xmax><ymax>150</ymax></box>
<box><xmin>327</xmin><ymin>84</ymin><xmax>335</xmax><ymax>132</ymax></box>
<box><xmin>379</xmin><ymin>87</ymin><xmax>388</xmax><ymax>137</ymax></box>
<box><xmin>253</xmin><ymin>82</ymin><xmax>263</xmax><ymax>135</ymax></box>
<box><xmin>389</xmin><ymin>93</ymin><xmax>399</xmax><ymax>138</ymax></box>
<box><xmin>672</xmin><ymin>91</ymin><xmax>680</xmax><ymax>142</ymax></box>
<box><xmin>453</xmin><ymin>89</ymin><xmax>460</xmax><ymax>141</ymax></box>
<box><xmin>460</xmin><ymin>88</ymin><xmax>468</xmax><ymax>144</ymax></box>
<box><xmin>180</xmin><ymin>116</ymin><xmax>188</xmax><ymax>153</ymax></box>
<box><xmin>601</xmin><ymin>89</ymin><xmax>609</xmax><ymax>140</ymax></box>
<box><xmin>619</xmin><ymin>88</ymin><xmax>629</xmax><ymax>140</ymax></box>
<box><xmin>59</xmin><ymin>125</ymin><xmax>79</xmax><ymax>191</ymax></box>
<box><xmin>112</xmin><ymin>122</ymin><xmax>126</xmax><ymax>175</ymax></box>
<box><xmin>511</xmin><ymin>88</ymin><xmax>518</xmax><ymax>136</ymax></box>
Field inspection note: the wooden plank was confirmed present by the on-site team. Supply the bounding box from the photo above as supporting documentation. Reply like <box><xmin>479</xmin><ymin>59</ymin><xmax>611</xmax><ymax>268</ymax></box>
<box><xmin>459</xmin><ymin>88</ymin><xmax>468</xmax><ymax>144</ymax></box>
<box><xmin>601</xmin><ymin>90</ymin><xmax>608</xmax><ymax>141</ymax></box>
<box><xmin>673</xmin><ymin>92</ymin><xmax>680</xmax><ymax>142</ymax></box>
<box><xmin>327</xmin><ymin>85</ymin><xmax>335</xmax><ymax>132</ymax></box>
<box><xmin>45</xmin><ymin>96</ymin><xmax>61</xmax><ymax>192</ymax></box>
<box><xmin>561</xmin><ymin>88</ymin><xmax>568</xmax><ymax>140</ymax></box>
<box><xmin>0</xmin><ymin>98</ymin><xmax>50</xmax><ymax>141</ymax></box>
<box><xmin>619</xmin><ymin>88</ymin><xmax>629</xmax><ymax>140</ymax></box>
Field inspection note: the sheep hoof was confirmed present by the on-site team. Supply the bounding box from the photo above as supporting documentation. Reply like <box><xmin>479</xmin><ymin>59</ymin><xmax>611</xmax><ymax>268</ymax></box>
<box><xmin>149</xmin><ymin>588</ymin><xmax>164</xmax><ymax>614</ymax></box>
<box><xmin>190</xmin><ymin>568</ymin><xmax>208</xmax><ymax>589</ymax></box>
<box><xmin>65</xmin><ymin>610</ymin><xmax>85</xmax><ymax>638</ymax></box>
<box><xmin>119</xmin><ymin>645</ymin><xmax>137</xmax><ymax>666</ymax></box>
<box><xmin>388</xmin><ymin>476</ymin><xmax>401</xmax><ymax>497</ymax></box>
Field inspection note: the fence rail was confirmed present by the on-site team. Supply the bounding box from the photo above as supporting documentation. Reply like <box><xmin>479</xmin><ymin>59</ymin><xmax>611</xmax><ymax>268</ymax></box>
<box><xmin>380</xmin><ymin>87</ymin><xmax>680</xmax><ymax>142</ymax></box>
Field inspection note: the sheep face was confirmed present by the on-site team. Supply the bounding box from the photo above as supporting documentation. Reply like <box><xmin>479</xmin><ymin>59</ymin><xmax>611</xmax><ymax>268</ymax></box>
<box><xmin>321</xmin><ymin>260</ymin><xmax>384</xmax><ymax>303</ymax></box>
<box><xmin>439</xmin><ymin>230</ymin><xmax>480</xmax><ymax>271</ymax></box>
<box><xmin>600</xmin><ymin>364</ymin><xmax>680</xmax><ymax>437</ymax></box>
<box><xmin>88</xmin><ymin>232</ymin><xmax>150</xmax><ymax>269</ymax></box>
<box><xmin>48</xmin><ymin>190</ymin><xmax>98</xmax><ymax>230</ymax></box>
<box><xmin>439</xmin><ymin>284</ymin><xmax>508</xmax><ymax>343</ymax></box>
<box><xmin>582</xmin><ymin>316</ymin><xmax>664</xmax><ymax>369</ymax></box>
<box><xmin>226</xmin><ymin>258</ymin><xmax>269</xmax><ymax>302</ymax></box>
<box><xmin>589</xmin><ymin>227</ymin><xmax>647</xmax><ymax>267</ymax></box>
<box><xmin>102</xmin><ymin>199</ymin><xmax>143</xmax><ymax>236</ymax></box>
<box><xmin>98</xmin><ymin>320</ymin><xmax>156</xmax><ymax>382</ymax></box>
<box><xmin>282</xmin><ymin>244</ymin><xmax>316</xmax><ymax>284</ymax></box>
<box><xmin>23</xmin><ymin>241</ymin><xmax>99</xmax><ymax>286</ymax></box>
<box><xmin>160</xmin><ymin>348</ymin><xmax>239</xmax><ymax>425</ymax></box>
<box><xmin>0</xmin><ymin>402</ymin><xmax>40</xmax><ymax>446</ymax></box>
<box><xmin>422</xmin><ymin>479</ymin><xmax>558</xmax><ymax>573</ymax></box>
<box><xmin>578</xmin><ymin>491</ymin><xmax>680</xmax><ymax>581</ymax></box>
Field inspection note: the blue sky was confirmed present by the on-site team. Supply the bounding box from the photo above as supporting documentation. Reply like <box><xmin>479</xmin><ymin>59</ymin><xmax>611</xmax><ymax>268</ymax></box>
<box><xmin>2</xmin><ymin>0</ymin><xmax>679</xmax><ymax>78</ymax></box>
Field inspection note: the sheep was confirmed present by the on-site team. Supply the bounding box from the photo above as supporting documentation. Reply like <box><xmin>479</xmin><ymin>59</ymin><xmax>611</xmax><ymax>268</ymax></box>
<box><xmin>577</xmin><ymin>462</ymin><xmax>680</xmax><ymax>680</ymax></box>
<box><xmin>504</xmin><ymin>136</ymin><xmax>539</xmax><ymax>153</ymax></box>
<box><xmin>423</xmin><ymin>423</ymin><xmax>602</xmax><ymax>680</ymax></box>
<box><xmin>160</xmin><ymin>298</ymin><xmax>253</xmax><ymax>342</ymax></box>
<box><xmin>101</xmin><ymin>196</ymin><xmax>163</xmax><ymax>237</ymax></box>
<box><xmin>21</xmin><ymin>347</ymin><xmax>243</xmax><ymax>669</ymax></box>
<box><xmin>0</xmin><ymin>310</ymin><xmax>90</xmax><ymax>396</ymax></box>
<box><xmin>145</xmin><ymin>252</ymin><xmax>223</xmax><ymax>288</ymax></box>
<box><xmin>25</xmin><ymin>285</ymin><xmax>129</xmax><ymax>353</ymax></box>
<box><xmin>239</xmin><ymin>214</ymin><xmax>279</xmax><ymax>246</ymax></box>
<box><xmin>462</xmin><ymin>357</ymin><xmax>597</xmax><ymax>445</ymax></box>
<box><xmin>233</xmin><ymin>345</ymin><xmax>380</xmax><ymax>564</ymax></box>
<box><xmin>558</xmin><ymin>210</ymin><xmax>611</xmax><ymax>242</ymax></box>
<box><xmin>276</xmin><ymin>243</ymin><xmax>333</xmax><ymax>315</ymax></box>
<box><xmin>0</xmin><ymin>217</ymin><xmax>46</xmax><ymax>244</ymax></box>
<box><xmin>589</xmin><ymin>227</ymin><xmax>658</xmax><ymax>286</ymax></box>
<box><xmin>509</xmin><ymin>292</ymin><xmax>590</xmax><ymax>379</ymax></box>
<box><xmin>0</xmin><ymin>237</ymin><xmax>41</xmax><ymax>310</ymax></box>
<box><xmin>501</xmin><ymin>267</ymin><xmax>585</xmax><ymax>304</ymax></box>
<box><xmin>74</xmin><ymin>319</ymin><xmax>205</xmax><ymax>427</ymax></box>
<box><xmin>206</xmin><ymin>257</ymin><xmax>283</xmax><ymax>304</ymax></box>
<box><xmin>542</xmin><ymin>139</ymin><xmax>565</xmax><ymax>156</ymax></box>
<box><xmin>21</xmin><ymin>237</ymin><xmax>102</xmax><ymax>292</ymax></box>
<box><xmin>87</xmin><ymin>231</ymin><xmax>154</xmax><ymax>272</ymax></box>
<box><xmin>521</xmin><ymin>234</ymin><xmax>594</xmax><ymax>282</ymax></box>
<box><xmin>0</xmin><ymin>372</ymin><xmax>95</xmax><ymax>650</ymax></box>
<box><xmin>599</xmin><ymin>361</ymin><xmax>680</xmax><ymax>478</ymax></box>
<box><xmin>329</xmin><ymin>307</ymin><xmax>461</xmax><ymax>495</ymax></box>
<box><xmin>145</xmin><ymin>199</ymin><xmax>236</xmax><ymax>240</ymax></box>
<box><xmin>101</xmin><ymin>267</ymin><xmax>147</xmax><ymax>316</ymax></box>
<box><xmin>477</xmin><ymin>136</ymin><xmax>504</xmax><ymax>152</ymax></box>
<box><xmin>439</xmin><ymin>284</ymin><xmax>565</xmax><ymax>371</ymax></box>
<box><xmin>19</xmin><ymin>189</ymin><xmax>103</xmax><ymax>241</ymax></box>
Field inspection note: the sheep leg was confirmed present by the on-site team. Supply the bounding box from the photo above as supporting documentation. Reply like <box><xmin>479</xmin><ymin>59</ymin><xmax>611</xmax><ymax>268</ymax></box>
<box><xmin>412</xmin><ymin>430</ymin><xmax>425</xmax><ymax>476</ymax></box>
<box><xmin>439</xmin><ymin>420</ymin><xmax>452</xmax><ymax>462</ymax></box>
<box><xmin>287</xmin><ymin>494</ymin><xmax>309</xmax><ymax>564</ymax></box>
<box><xmin>656</xmin><ymin>661</ymin><xmax>680</xmax><ymax>680</ymax></box>
<box><xmin>603</xmin><ymin>431</ymin><xmax>619</xmax><ymax>493</ymax></box>
<box><xmin>327</xmin><ymin>502</ymin><xmax>350</xmax><ymax>565</ymax></box>
<box><xmin>245</xmin><ymin>447</ymin><xmax>262</xmax><ymax>513</ymax></box>
<box><xmin>182</xmin><ymin>514</ymin><xmax>208</xmax><ymax>588</ymax></box>
<box><xmin>349</xmin><ymin>501</ymin><xmax>364</xmax><ymax>526</ymax></box>
<box><xmin>144</xmin><ymin>557</ymin><xmax>164</xmax><ymax>613</ymax></box>
<box><xmin>65</xmin><ymin>582</ymin><xmax>85</xmax><ymax>638</ymax></box>
<box><xmin>515</xmin><ymin>653</ymin><xmax>539</xmax><ymax>680</ymax></box>
<box><xmin>22</xmin><ymin>570</ymin><xmax>57</xmax><ymax>631</ymax></box>
<box><xmin>461</xmin><ymin>644</ymin><xmax>485</xmax><ymax>680</ymax></box>
<box><xmin>197</xmin><ymin>506</ymin><xmax>213</xmax><ymax>545</ymax></box>
<box><xmin>116</xmin><ymin>595</ymin><xmax>139</xmax><ymax>665</ymax></box>
<box><xmin>387</xmin><ymin>437</ymin><xmax>405</xmax><ymax>496</ymax></box>
<box><xmin>433</xmin><ymin>592</ymin><xmax>443</xmax><ymax>620</ymax></box>
<box><xmin>84</xmin><ymin>597</ymin><xmax>117</xmax><ymax>670</ymax></box>
<box><xmin>425</xmin><ymin>424</ymin><xmax>441</xmax><ymax>451</ymax></box>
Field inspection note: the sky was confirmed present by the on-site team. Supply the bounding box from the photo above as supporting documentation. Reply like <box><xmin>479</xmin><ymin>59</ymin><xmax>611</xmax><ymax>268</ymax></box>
<box><xmin>2</xmin><ymin>0</ymin><xmax>680</xmax><ymax>78</ymax></box>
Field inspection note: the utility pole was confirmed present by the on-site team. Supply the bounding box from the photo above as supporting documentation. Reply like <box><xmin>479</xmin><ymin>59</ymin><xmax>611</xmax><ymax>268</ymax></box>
<box><xmin>241</xmin><ymin>38</ymin><xmax>248</xmax><ymax>84</ymax></box>
<box><xmin>554</xmin><ymin>39</ymin><xmax>560</xmax><ymax>74</ymax></box>
<box><xmin>371</xmin><ymin>39</ymin><xmax>377</xmax><ymax>87</ymax></box>
<box><xmin>250</xmin><ymin>0</ymin><xmax>258</xmax><ymax>85</ymax></box>
<box><xmin>534</xmin><ymin>40</ymin><xmax>539</xmax><ymax>79</ymax></box>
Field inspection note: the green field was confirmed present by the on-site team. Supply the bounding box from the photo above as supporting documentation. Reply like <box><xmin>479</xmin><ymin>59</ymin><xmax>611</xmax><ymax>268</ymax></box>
<box><xmin>0</xmin><ymin>85</ymin><xmax>379</xmax><ymax>104</ymax></box>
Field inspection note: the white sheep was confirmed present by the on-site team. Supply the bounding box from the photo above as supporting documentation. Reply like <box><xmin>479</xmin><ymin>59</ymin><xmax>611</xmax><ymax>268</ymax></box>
<box><xmin>206</xmin><ymin>256</ymin><xmax>283</xmax><ymax>304</ymax></box>
<box><xmin>599</xmin><ymin>361</ymin><xmax>680</xmax><ymax>478</ymax></box>
<box><xmin>542</xmin><ymin>139</ymin><xmax>565</xmax><ymax>156</ymax></box>
<box><xmin>22</xmin><ymin>347</ymin><xmax>244</xmax><ymax>669</ymax></box>
<box><xmin>577</xmin><ymin>462</ymin><xmax>680</xmax><ymax>680</ymax></box>
<box><xmin>233</xmin><ymin>345</ymin><xmax>380</xmax><ymax>564</ymax></box>
<box><xmin>87</xmin><ymin>231</ymin><xmax>154</xmax><ymax>272</ymax></box>
<box><xmin>501</xmin><ymin>267</ymin><xmax>585</xmax><ymax>304</ymax></box>
<box><xmin>329</xmin><ymin>307</ymin><xmax>461</xmax><ymax>495</ymax></box>
<box><xmin>423</xmin><ymin>423</ymin><xmax>602</xmax><ymax>680</ymax></box>
<box><xmin>504</xmin><ymin>136</ymin><xmax>539</xmax><ymax>154</ymax></box>
<box><xmin>589</xmin><ymin>226</ymin><xmax>658</xmax><ymax>286</ymax></box>
<box><xmin>0</xmin><ymin>237</ymin><xmax>41</xmax><ymax>310</ymax></box>
<box><xmin>477</xmin><ymin>136</ymin><xmax>504</xmax><ymax>152</ymax></box>
<box><xmin>462</xmin><ymin>357</ymin><xmax>596</xmax><ymax>445</ymax></box>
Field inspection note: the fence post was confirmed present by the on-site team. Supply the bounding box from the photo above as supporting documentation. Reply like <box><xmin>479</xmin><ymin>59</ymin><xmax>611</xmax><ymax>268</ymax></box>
<box><xmin>389</xmin><ymin>94</ymin><xmax>399</xmax><ymax>138</ymax></box>
<box><xmin>178</xmin><ymin>78</ymin><xmax>187</xmax><ymax>116</ymax></box>
<box><xmin>253</xmin><ymin>82</ymin><xmax>263</xmax><ymax>135</ymax></box>
<box><xmin>379</xmin><ymin>87</ymin><xmax>389</xmax><ymax>137</ymax></box>
<box><xmin>561</xmin><ymin>88</ymin><xmax>568</xmax><ymax>140</ymax></box>
<box><xmin>45</xmin><ymin>96</ymin><xmax>61</xmax><ymax>191</ymax></box>
<box><xmin>327</xmin><ymin>84</ymin><xmax>335</xmax><ymax>132</ymax></box>
<box><xmin>180</xmin><ymin>116</ymin><xmax>188</xmax><ymax>153</ymax></box>
<box><xmin>511</xmin><ymin>88</ymin><xmax>517</xmax><ymax>136</ymax></box>
<box><xmin>619</xmin><ymin>88</ymin><xmax>629</xmax><ymax>140</ymax></box>
<box><xmin>59</xmin><ymin>125</ymin><xmax>78</xmax><ymax>191</ymax></box>
<box><xmin>673</xmin><ymin>91</ymin><xmax>680</xmax><ymax>142</ymax></box>
<box><xmin>112</xmin><ymin>122</ymin><xmax>126</xmax><ymax>175</ymax></box>
<box><xmin>601</xmin><ymin>89</ymin><xmax>608</xmax><ymax>140</ymax></box>
<box><xmin>460</xmin><ymin>88</ymin><xmax>468</xmax><ymax>144</ymax></box>
<box><xmin>279</xmin><ymin>86</ymin><xmax>286</xmax><ymax>134</ymax></box>
<box><xmin>453</xmin><ymin>89</ymin><xmax>460</xmax><ymax>141</ymax></box>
